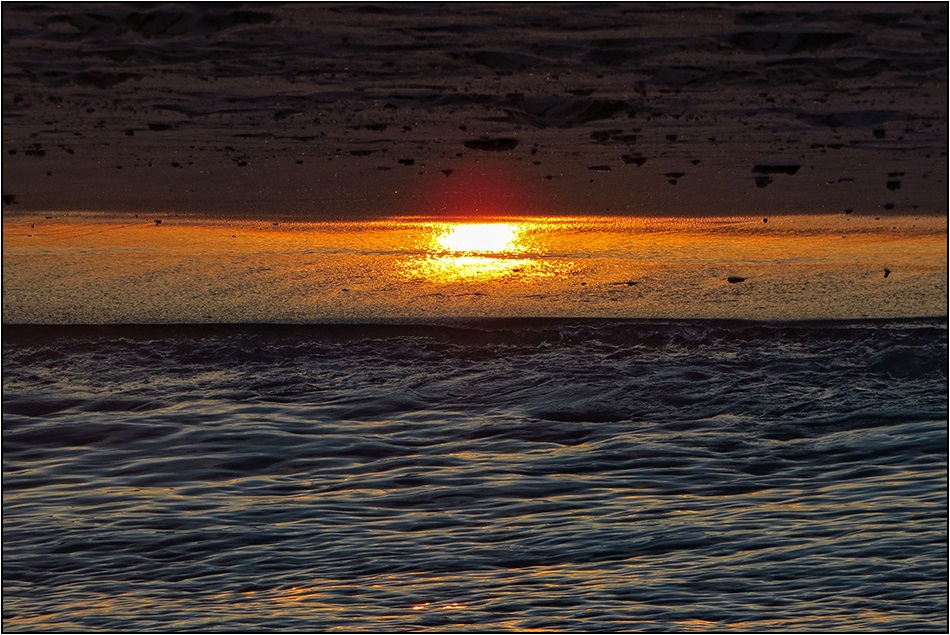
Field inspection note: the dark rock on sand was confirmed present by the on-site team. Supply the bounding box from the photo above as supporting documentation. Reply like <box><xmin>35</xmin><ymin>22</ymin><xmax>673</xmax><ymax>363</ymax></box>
<box><xmin>621</xmin><ymin>155</ymin><xmax>647</xmax><ymax>167</ymax></box>
<box><xmin>464</xmin><ymin>138</ymin><xmax>519</xmax><ymax>152</ymax></box>
<box><xmin>886</xmin><ymin>180</ymin><xmax>901</xmax><ymax>190</ymax></box>
<box><xmin>884</xmin><ymin>268</ymin><xmax>891</xmax><ymax>278</ymax></box>
<box><xmin>727</xmin><ymin>276</ymin><xmax>746</xmax><ymax>283</ymax></box>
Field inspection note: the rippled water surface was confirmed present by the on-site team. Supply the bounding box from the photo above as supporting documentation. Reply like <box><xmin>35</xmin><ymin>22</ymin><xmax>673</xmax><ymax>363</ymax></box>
<box><xmin>3</xmin><ymin>319</ymin><xmax>947</xmax><ymax>632</ymax></box>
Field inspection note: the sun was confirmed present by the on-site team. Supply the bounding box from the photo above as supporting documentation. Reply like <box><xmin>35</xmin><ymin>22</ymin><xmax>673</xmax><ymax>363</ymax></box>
<box><xmin>435</xmin><ymin>223</ymin><xmax>520</xmax><ymax>254</ymax></box>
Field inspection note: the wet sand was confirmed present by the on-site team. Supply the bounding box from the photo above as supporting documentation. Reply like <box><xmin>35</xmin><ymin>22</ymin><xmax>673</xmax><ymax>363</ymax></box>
<box><xmin>2</xmin><ymin>3</ymin><xmax>947</xmax><ymax>218</ymax></box>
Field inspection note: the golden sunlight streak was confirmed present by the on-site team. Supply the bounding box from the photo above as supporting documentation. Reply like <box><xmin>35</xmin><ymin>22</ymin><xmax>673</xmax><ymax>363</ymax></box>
<box><xmin>417</xmin><ymin>254</ymin><xmax>535</xmax><ymax>280</ymax></box>
<box><xmin>401</xmin><ymin>220</ymin><xmax>557</xmax><ymax>282</ymax></box>
<box><xmin>435</xmin><ymin>223</ymin><xmax>521</xmax><ymax>254</ymax></box>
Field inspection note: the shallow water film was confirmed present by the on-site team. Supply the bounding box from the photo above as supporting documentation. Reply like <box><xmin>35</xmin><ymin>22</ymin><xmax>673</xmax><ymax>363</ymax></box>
<box><xmin>3</xmin><ymin>320</ymin><xmax>947</xmax><ymax>632</ymax></box>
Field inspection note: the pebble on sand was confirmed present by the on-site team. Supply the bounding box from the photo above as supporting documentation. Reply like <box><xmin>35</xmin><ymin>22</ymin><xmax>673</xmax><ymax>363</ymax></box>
<box><xmin>727</xmin><ymin>276</ymin><xmax>746</xmax><ymax>283</ymax></box>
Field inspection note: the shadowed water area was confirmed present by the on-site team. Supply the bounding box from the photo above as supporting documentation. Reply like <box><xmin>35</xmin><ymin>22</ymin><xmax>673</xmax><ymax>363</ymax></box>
<box><xmin>3</xmin><ymin>320</ymin><xmax>947</xmax><ymax>632</ymax></box>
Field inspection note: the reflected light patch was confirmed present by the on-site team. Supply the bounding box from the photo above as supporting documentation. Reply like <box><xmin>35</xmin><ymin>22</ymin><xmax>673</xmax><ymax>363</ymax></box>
<box><xmin>399</xmin><ymin>218</ymin><xmax>575</xmax><ymax>282</ymax></box>
<box><xmin>436</xmin><ymin>223</ymin><xmax>521</xmax><ymax>254</ymax></box>
<box><xmin>412</xmin><ymin>601</ymin><xmax>469</xmax><ymax>611</ymax></box>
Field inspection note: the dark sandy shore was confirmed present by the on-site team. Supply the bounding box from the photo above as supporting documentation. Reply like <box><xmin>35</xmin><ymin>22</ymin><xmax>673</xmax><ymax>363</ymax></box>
<box><xmin>2</xmin><ymin>2</ymin><xmax>947</xmax><ymax>218</ymax></box>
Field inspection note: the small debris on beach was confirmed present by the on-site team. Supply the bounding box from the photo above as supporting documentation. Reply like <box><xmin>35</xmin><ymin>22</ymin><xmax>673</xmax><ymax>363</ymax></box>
<box><xmin>884</xmin><ymin>268</ymin><xmax>891</xmax><ymax>278</ymax></box>
<box><xmin>727</xmin><ymin>276</ymin><xmax>746</xmax><ymax>283</ymax></box>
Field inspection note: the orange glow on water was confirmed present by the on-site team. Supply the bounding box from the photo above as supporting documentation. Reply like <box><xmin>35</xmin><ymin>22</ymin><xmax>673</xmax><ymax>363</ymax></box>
<box><xmin>2</xmin><ymin>214</ymin><xmax>946</xmax><ymax>322</ymax></box>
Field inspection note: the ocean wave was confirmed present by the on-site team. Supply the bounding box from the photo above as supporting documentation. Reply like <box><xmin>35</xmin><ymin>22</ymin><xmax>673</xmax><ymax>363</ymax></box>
<box><xmin>3</xmin><ymin>317</ymin><xmax>946</xmax><ymax>631</ymax></box>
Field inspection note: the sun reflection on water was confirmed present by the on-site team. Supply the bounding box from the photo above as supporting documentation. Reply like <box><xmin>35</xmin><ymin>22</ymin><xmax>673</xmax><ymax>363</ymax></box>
<box><xmin>436</xmin><ymin>223</ymin><xmax>522</xmax><ymax>253</ymax></box>
<box><xmin>404</xmin><ymin>220</ymin><xmax>556</xmax><ymax>282</ymax></box>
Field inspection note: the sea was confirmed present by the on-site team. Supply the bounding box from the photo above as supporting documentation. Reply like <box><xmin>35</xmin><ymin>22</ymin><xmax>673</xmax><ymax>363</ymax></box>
<box><xmin>3</xmin><ymin>317</ymin><xmax>947</xmax><ymax>632</ymax></box>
